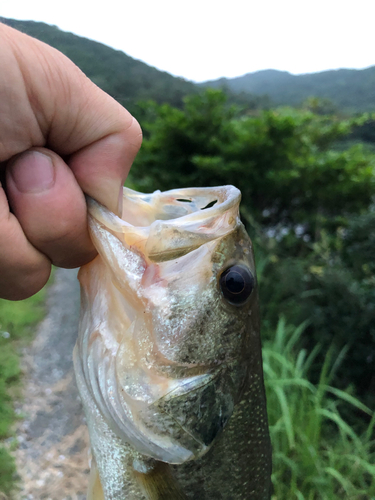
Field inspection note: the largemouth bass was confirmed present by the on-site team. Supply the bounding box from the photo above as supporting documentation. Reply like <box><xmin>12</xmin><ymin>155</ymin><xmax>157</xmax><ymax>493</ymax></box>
<box><xmin>74</xmin><ymin>186</ymin><xmax>272</xmax><ymax>499</ymax></box>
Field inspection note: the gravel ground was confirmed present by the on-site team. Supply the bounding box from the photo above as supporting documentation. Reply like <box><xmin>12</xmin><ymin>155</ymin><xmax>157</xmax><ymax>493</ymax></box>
<box><xmin>14</xmin><ymin>268</ymin><xmax>89</xmax><ymax>500</ymax></box>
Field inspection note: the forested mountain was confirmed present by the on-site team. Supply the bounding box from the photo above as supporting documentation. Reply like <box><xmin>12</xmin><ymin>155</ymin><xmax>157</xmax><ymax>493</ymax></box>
<box><xmin>203</xmin><ymin>67</ymin><xmax>375</xmax><ymax>112</ymax></box>
<box><xmin>1</xmin><ymin>16</ymin><xmax>375</xmax><ymax>113</ymax></box>
<box><xmin>0</xmin><ymin>17</ymin><xmax>198</xmax><ymax>112</ymax></box>
<box><xmin>0</xmin><ymin>17</ymin><xmax>264</xmax><ymax>112</ymax></box>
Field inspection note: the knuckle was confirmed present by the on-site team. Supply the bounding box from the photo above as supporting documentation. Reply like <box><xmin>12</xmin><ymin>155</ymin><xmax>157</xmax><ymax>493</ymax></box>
<box><xmin>121</xmin><ymin>115</ymin><xmax>143</xmax><ymax>152</ymax></box>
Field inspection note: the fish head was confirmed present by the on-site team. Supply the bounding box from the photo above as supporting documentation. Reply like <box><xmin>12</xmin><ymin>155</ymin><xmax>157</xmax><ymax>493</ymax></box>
<box><xmin>77</xmin><ymin>186</ymin><xmax>261</xmax><ymax>464</ymax></box>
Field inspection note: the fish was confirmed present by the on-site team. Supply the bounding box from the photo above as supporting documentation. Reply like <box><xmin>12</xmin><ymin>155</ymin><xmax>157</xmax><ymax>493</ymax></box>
<box><xmin>73</xmin><ymin>185</ymin><xmax>272</xmax><ymax>500</ymax></box>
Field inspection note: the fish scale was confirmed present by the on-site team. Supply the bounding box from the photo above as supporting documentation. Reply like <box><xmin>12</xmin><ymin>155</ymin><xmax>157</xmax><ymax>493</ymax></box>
<box><xmin>74</xmin><ymin>186</ymin><xmax>272</xmax><ymax>499</ymax></box>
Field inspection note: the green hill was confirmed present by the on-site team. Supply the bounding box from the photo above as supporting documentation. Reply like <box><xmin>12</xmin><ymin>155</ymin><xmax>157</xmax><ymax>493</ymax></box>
<box><xmin>0</xmin><ymin>17</ymin><xmax>265</xmax><ymax>112</ymax></box>
<box><xmin>0</xmin><ymin>17</ymin><xmax>198</xmax><ymax>111</ymax></box>
<box><xmin>202</xmin><ymin>67</ymin><xmax>375</xmax><ymax>112</ymax></box>
<box><xmin>2</xmin><ymin>17</ymin><xmax>375</xmax><ymax>113</ymax></box>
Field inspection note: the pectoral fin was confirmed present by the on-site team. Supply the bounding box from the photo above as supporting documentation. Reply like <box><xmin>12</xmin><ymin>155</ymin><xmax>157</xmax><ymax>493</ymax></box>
<box><xmin>133</xmin><ymin>460</ymin><xmax>188</xmax><ymax>500</ymax></box>
<box><xmin>87</xmin><ymin>458</ymin><xmax>105</xmax><ymax>500</ymax></box>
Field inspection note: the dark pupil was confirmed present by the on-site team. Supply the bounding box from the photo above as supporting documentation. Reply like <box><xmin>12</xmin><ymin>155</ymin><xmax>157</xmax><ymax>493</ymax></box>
<box><xmin>220</xmin><ymin>265</ymin><xmax>254</xmax><ymax>305</ymax></box>
<box><xmin>225</xmin><ymin>271</ymin><xmax>245</xmax><ymax>294</ymax></box>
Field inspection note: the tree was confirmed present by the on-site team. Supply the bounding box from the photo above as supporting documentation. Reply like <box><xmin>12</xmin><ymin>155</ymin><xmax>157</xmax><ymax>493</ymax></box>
<box><xmin>133</xmin><ymin>90</ymin><xmax>374</xmax><ymax>245</ymax></box>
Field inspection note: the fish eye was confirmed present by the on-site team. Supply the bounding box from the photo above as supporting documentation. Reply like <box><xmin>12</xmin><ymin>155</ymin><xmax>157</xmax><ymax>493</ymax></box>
<box><xmin>219</xmin><ymin>265</ymin><xmax>254</xmax><ymax>305</ymax></box>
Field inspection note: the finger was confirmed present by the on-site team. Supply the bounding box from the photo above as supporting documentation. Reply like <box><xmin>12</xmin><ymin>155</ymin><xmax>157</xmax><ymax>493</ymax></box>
<box><xmin>68</xmin><ymin>116</ymin><xmax>143</xmax><ymax>214</ymax></box>
<box><xmin>6</xmin><ymin>148</ymin><xmax>97</xmax><ymax>269</ymax></box>
<box><xmin>0</xmin><ymin>183</ymin><xmax>51</xmax><ymax>301</ymax></box>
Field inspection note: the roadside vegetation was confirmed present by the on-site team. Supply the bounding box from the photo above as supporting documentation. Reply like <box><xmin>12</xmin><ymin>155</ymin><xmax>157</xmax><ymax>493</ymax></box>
<box><xmin>0</xmin><ymin>289</ymin><xmax>46</xmax><ymax>496</ymax></box>
<box><xmin>264</xmin><ymin>318</ymin><xmax>375</xmax><ymax>499</ymax></box>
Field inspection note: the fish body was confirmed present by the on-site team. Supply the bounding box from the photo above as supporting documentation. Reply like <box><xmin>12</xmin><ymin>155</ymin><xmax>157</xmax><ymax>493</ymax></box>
<box><xmin>74</xmin><ymin>186</ymin><xmax>272</xmax><ymax>499</ymax></box>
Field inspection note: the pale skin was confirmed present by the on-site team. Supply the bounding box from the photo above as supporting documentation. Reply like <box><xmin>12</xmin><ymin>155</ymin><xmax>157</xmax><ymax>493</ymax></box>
<box><xmin>0</xmin><ymin>22</ymin><xmax>142</xmax><ymax>300</ymax></box>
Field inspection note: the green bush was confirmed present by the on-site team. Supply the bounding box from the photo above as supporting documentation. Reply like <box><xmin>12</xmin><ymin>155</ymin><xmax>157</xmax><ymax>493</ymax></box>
<box><xmin>0</xmin><ymin>447</ymin><xmax>16</xmax><ymax>498</ymax></box>
<box><xmin>133</xmin><ymin>90</ymin><xmax>374</xmax><ymax>241</ymax></box>
<box><xmin>256</xmin><ymin>215</ymin><xmax>375</xmax><ymax>400</ymax></box>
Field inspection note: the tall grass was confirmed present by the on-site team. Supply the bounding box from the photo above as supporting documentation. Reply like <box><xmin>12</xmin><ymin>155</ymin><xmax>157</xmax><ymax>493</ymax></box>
<box><xmin>264</xmin><ymin>318</ymin><xmax>375</xmax><ymax>499</ymax></box>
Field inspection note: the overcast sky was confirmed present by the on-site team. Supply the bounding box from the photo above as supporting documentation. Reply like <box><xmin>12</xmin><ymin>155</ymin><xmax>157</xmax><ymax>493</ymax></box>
<box><xmin>1</xmin><ymin>0</ymin><xmax>374</xmax><ymax>82</ymax></box>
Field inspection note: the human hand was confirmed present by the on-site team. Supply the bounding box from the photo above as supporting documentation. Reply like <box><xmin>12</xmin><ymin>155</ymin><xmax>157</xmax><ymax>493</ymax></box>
<box><xmin>0</xmin><ymin>23</ymin><xmax>142</xmax><ymax>300</ymax></box>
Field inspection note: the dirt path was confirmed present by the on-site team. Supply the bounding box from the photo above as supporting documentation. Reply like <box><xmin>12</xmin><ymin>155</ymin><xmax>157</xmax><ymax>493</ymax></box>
<box><xmin>14</xmin><ymin>268</ymin><xmax>89</xmax><ymax>500</ymax></box>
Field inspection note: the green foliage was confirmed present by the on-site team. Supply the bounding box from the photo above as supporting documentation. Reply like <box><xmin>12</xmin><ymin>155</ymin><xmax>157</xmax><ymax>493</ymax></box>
<box><xmin>258</xmin><ymin>215</ymin><xmax>375</xmax><ymax>399</ymax></box>
<box><xmin>342</xmin><ymin>210</ymin><xmax>375</xmax><ymax>278</ymax></box>
<box><xmin>133</xmin><ymin>90</ymin><xmax>374</xmax><ymax>239</ymax></box>
<box><xmin>0</xmin><ymin>345</ymin><xmax>19</xmax><ymax>438</ymax></box>
<box><xmin>0</xmin><ymin>294</ymin><xmax>46</xmax><ymax>341</ymax></box>
<box><xmin>350</xmin><ymin>118</ymin><xmax>375</xmax><ymax>147</ymax></box>
<box><xmin>0</xmin><ymin>289</ymin><xmax>46</xmax><ymax>496</ymax></box>
<box><xmin>265</xmin><ymin>319</ymin><xmax>375</xmax><ymax>500</ymax></box>
<box><xmin>0</xmin><ymin>447</ymin><xmax>16</xmax><ymax>498</ymax></box>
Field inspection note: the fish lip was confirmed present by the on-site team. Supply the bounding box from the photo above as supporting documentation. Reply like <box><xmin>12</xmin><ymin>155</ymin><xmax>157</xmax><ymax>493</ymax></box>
<box><xmin>87</xmin><ymin>185</ymin><xmax>241</xmax><ymax>229</ymax></box>
<box><xmin>86</xmin><ymin>186</ymin><xmax>242</xmax><ymax>261</ymax></box>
